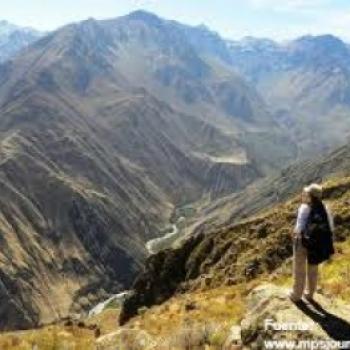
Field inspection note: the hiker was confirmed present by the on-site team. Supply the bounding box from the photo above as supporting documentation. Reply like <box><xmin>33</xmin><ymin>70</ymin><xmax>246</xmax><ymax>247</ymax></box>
<box><xmin>289</xmin><ymin>183</ymin><xmax>335</xmax><ymax>303</ymax></box>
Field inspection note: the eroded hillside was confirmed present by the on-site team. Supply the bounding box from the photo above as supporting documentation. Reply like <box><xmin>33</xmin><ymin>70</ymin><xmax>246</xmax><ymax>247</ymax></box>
<box><xmin>183</xmin><ymin>141</ymin><xmax>350</xmax><ymax>239</ymax></box>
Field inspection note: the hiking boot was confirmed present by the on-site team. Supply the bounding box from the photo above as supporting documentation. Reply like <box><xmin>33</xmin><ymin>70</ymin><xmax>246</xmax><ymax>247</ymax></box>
<box><xmin>303</xmin><ymin>294</ymin><xmax>314</xmax><ymax>303</ymax></box>
<box><xmin>288</xmin><ymin>291</ymin><xmax>301</xmax><ymax>303</ymax></box>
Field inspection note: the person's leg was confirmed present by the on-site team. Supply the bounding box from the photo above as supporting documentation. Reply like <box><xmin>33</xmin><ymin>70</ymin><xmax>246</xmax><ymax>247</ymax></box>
<box><xmin>290</xmin><ymin>238</ymin><xmax>307</xmax><ymax>301</ymax></box>
<box><xmin>304</xmin><ymin>263</ymin><xmax>318</xmax><ymax>300</ymax></box>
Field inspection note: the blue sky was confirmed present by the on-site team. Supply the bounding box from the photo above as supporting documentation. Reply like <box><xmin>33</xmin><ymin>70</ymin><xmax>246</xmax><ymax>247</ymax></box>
<box><xmin>2</xmin><ymin>0</ymin><xmax>350</xmax><ymax>41</ymax></box>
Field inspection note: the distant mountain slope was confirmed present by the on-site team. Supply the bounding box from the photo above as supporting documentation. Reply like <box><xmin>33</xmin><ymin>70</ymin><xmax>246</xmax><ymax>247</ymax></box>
<box><xmin>97</xmin><ymin>11</ymin><xmax>296</xmax><ymax>171</ymax></box>
<box><xmin>228</xmin><ymin>35</ymin><xmax>350</xmax><ymax>157</ymax></box>
<box><xmin>0</xmin><ymin>12</ymin><xmax>297</xmax><ymax>329</ymax></box>
<box><xmin>0</xmin><ymin>20</ymin><xmax>42</xmax><ymax>62</ymax></box>
<box><xmin>184</xmin><ymin>141</ymin><xmax>350</xmax><ymax>238</ymax></box>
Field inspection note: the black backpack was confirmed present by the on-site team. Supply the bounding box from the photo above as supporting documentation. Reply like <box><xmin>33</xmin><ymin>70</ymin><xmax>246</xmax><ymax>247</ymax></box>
<box><xmin>301</xmin><ymin>201</ymin><xmax>334</xmax><ymax>265</ymax></box>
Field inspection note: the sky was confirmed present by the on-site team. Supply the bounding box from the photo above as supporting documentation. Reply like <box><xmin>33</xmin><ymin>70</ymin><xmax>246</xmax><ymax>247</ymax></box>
<box><xmin>2</xmin><ymin>0</ymin><xmax>350</xmax><ymax>41</ymax></box>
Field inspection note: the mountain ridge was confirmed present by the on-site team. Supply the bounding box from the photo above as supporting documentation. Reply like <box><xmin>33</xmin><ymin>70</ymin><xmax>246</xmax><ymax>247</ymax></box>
<box><xmin>0</xmin><ymin>11</ymin><xmax>296</xmax><ymax>329</ymax></box>
<box><xmin>228</xmin><ymin>34</ymin><xmax>350</xmax><ymax>157</ymax></box>
<box><xmin>0</xmin><ymin>20</ymin><xmax>42</xmax><ymax>63</ymax></box>
<box><xmin>0</xmin><ymin>10</ymin><xmax>349</xmax><ymax>331</ymax></box>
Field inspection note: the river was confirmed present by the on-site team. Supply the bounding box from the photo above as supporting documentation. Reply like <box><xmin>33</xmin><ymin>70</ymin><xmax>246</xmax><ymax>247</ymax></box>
<box><xmin>145</xmin><ymin>224</ymin><xmax>181</xmax><ymax>254</ymax></box>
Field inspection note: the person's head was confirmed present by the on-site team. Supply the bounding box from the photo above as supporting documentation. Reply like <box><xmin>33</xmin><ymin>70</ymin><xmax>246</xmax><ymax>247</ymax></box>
<box><xmin>302</xmin><ymin>183</ymin><xmax>323</xmax><ymax>205</ymax></box>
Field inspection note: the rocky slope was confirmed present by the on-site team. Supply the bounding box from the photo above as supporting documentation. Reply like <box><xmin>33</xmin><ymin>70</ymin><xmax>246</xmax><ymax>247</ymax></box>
<box><xmin>0</xmin><ymin>20</ymin><xmax>42</xmax><ymax>62</ymax></box>
<box><xmin>183</xmin><ymin>141</ymin><xmax>350</xmax><ymax>237</ymax></box>
<box><xmin>241</xmin><ymin>284</ymin><xmax>350</xmax><ymax>347</ymax></box>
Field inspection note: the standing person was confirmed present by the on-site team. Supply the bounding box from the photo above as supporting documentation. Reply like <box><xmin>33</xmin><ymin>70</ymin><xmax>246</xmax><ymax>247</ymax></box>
<box><xmin>289</xmin><ymin>184</ymin><xmax>335</xmax><ymax>303</ymax></box>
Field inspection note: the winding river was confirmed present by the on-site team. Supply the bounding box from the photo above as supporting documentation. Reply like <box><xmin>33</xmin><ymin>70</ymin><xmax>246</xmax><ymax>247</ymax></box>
<box><xmin>88</xmin><ymin>223</ymin><xmax>184</xmax><ymax>316</ymax></box>
<box><xmin>145</xmin><ymin>224</ymin><xmax>180</xmax><ymax>255</ymax></box>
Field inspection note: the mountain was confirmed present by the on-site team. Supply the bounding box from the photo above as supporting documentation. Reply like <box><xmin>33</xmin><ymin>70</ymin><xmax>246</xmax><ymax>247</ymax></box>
<box><xmin>227</xmin><ymin>37</ymin><xmax>286</xmax><ymax>82</ymax></box>
<box><xmin>99</xmin><ymin>11</ymin><xmax>296</xmax><ymax>172</ymax></box>
<box><xmin>0</xmin><ymin>12</ymin><xmax>296</xmax><ymax>329</ymax></box>
<box><xmin>182</xmin><ymin>141</ymin><xmax>350</xmax><ymax>237</ymax></box>
<box><xmin>228</xmin><ymin>35</ymin><xmax>350</xmax><ymax>157</ymax></box>
<box><xmin>0</xmin><ymin>20</ymin><xmax>42</xmax><ymax>62</ymax></box>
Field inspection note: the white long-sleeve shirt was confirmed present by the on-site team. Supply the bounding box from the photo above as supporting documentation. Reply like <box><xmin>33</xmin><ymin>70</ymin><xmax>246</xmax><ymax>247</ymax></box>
<box><xmin>294</xmin><ymin>203</ymin><xmax>334</xmax><ymax>235</ymax></box>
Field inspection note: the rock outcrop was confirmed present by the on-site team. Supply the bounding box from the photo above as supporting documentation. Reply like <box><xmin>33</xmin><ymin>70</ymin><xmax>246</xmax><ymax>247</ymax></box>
<box><xmin>241</xmin><ymin>284</ymin><xmax>350</xmax><ymax>347</ymax></box>
<box><xmin>119</xmin><ymin>232</ymin><xmax>205</xmax><ymax>325</ymax></box>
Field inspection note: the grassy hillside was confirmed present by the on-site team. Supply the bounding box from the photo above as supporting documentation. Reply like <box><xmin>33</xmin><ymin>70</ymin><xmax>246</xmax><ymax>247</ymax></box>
<box><xmin>119</xmin><ymin>175</ymin><xmax>350</xmax><ymax>326</ymax></box>
<box><xmin>0</xmin><ymin>176</ymin><xmax>349</xmax><ymax>348</ymax></box>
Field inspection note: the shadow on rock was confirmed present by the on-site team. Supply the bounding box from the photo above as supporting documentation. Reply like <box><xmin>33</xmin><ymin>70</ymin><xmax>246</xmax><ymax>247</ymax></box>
<box><xmin>295</xmin><ymin>299</ymin><xmax>350</xmax><ymax>342</ymax></box>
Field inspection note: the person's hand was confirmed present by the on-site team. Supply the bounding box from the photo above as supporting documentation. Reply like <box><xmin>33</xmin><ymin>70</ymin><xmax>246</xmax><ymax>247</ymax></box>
<box><xmin>291</xmin><ymin>230</ymin><xmax>301</xmax><ymax>240</ymax></box>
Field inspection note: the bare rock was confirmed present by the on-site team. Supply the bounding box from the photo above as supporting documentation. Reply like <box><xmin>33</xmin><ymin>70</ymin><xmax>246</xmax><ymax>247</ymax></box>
<box><xmin>241</xmin><ymin>284</ymin><xmax>350</xmax><ymax>348</ymax></box>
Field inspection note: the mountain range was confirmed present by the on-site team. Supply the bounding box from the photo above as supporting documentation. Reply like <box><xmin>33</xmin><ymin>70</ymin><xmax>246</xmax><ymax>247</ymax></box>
<box><xmin>228</xmin><ymin>34</ymin><xmax>350</xmax><ymax>156</ymax></box>
<box><xmin>0</xmin><ymin>11</ymin><xmax>298</xmax><ymax>329</ymax></box>
<box><xmin>0</xmin><ymin>10</ymin><xmax>349</xmax><ymax>332</ymax></box>
<box><xmin>0</xmin><ymin>20</ymin><xmax>42</xmax><ymax>62</ymax></box>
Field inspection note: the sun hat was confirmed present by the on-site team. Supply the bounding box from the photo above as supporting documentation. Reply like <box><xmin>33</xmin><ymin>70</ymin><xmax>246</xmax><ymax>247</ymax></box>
<box><xmin>303</xmin><ymin>183</ymin><xmax>323</xmax><ymax>199</ymax></box>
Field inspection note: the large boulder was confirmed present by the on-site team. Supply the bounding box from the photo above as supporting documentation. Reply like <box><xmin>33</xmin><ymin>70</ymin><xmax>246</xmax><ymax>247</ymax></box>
<box><xmin>241</xmin><ymin>284</ymin><xmax>350</xmax><ymax>348</ymax></box>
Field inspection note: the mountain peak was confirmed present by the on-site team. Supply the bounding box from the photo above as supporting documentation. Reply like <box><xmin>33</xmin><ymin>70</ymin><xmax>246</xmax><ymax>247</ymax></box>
<box><xmin>77</xmin><ymin>17</ymin><xmax>100</xmax><ymax>31</ymax></box>
<box><xmin>83</xmin><ymin>17</ymin><xmax>97</xmax><ymax>24</ymax></box>
<box><xmin>126</xmin><ymin>10</ymin><xmax>162</xmax><ymax>25</ymax></box>
<box><xmin>236</xmin><ymin>36</ymin><xmax>280</xmax><ymax>50</ymax></box>
<box><xmin>287</xmin><ymin>34</ymin><xmax>349</xmax><ymax>65</ymax></box>
<box><xmin>293</xmin><ymin>34</ymin><xmax>346</xmax><ymax>49</ymax></box>
<box><xmin>0</xmin><ymin>20</ymin><xmax>42</xmax><ymax>63</ymax></box>
<box><xmin>0</xmin><ymin>20</ymin><xmax>40</xmax><ymax>38</ymax></box>
<box><xmin>0</xmin><ymin>20</ymin><xmax>18</xmax><ymax>35</ymax></box>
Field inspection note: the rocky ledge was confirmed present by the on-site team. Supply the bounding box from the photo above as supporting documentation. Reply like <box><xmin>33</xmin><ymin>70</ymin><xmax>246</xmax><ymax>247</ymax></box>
<box><xmin>241</xmin><ymin>284</ymin><xmax>350</xmax><ymax>348</ymax></box>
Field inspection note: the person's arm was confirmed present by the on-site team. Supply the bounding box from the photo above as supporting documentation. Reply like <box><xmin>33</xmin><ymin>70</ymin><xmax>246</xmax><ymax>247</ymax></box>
<box><xmin>294</xmin><ymin>204</ymin><xmax>310</xmax><ymax>238</ymax></box>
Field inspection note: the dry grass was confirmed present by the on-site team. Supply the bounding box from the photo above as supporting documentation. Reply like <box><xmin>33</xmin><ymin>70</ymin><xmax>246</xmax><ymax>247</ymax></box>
<box><xmin>88</xmin><ymin>308</ymin><xmax>120</xmax><ymax>335</ymax></box>
<box><xmin>124</xmin><ymin>284</ymin><xmax>246</xmax><ymax>339</ymax></box>
<box><xmin>319</xmin><ymin>239</ymin><xmax>350</xmax><ymax>301</ymax></box>
<box><xmin>0</xmin><ymin>325</ymin><xmax>96</xmax><ymax>350</ymax></box>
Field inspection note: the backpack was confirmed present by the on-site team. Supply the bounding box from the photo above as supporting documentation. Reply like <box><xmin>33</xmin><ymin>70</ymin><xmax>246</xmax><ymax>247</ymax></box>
<box><xmin>301</xmin><ymin>202</ymin><xmax>334</xmax><ymax>265</ymax></box>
